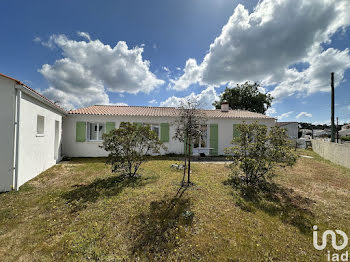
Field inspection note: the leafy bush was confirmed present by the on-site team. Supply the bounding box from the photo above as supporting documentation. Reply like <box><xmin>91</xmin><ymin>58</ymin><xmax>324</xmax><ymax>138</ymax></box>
<box><xmin>100</xmin><ymin>122</ymin><xmax>166</xmax><ymax>177</ymax></box>
<box><xmin>225</xmin><ymin>122</ymin><xmax>297</xmax><ymax>186</ymax></box>
<box><xmin>341</xmin><ymin>136</ymin><xmax>350</xmax><ymax>141</ymax></box>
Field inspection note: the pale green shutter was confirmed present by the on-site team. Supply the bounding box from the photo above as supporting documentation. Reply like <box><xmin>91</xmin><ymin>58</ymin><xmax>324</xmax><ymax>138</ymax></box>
<box><xmin>233</xmin><ymin>124</ymin><xmax>240</xmax><ymax>139</ymax></box>
<box><xmin>105</xmin><ymin>122</ymin><xmax>115</xmax><ymax>134</ymax></box>
<box><xmin>209</xmin><ymin>124</ymin><xmax>218</xmax><ymax>155</ymax></box>
<box><xmin>160</xmin><ymin>123</ymin><xmax>169</xmax><ymax>142</ymax></box>
<box><xmin>76</xmin><ymin>122</ymin><xmax>86</xmax><ymax>142</ymax></box>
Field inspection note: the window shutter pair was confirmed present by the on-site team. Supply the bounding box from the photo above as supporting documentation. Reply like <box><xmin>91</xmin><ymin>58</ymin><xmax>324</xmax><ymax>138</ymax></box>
<box><xmin>209</xmin><ymin>124</ymin><xmax>218</xmax><ymax>156</ymax></box>
<box><xmin>76</xmin><ymin>121</ymin><xmax>115</xmax><ymax>142</ymax></box>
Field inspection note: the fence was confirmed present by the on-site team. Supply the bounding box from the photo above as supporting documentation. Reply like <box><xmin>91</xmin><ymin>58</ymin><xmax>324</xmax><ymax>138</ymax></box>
<box><xmin>311</xmin><ymin>139</ymin><xmax>350</xmax><ymax>169</ymax></box>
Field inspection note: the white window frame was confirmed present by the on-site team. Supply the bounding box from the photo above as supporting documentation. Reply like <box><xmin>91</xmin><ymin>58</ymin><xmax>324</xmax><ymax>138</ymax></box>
<box><xmin>193</xmin><ymin>125</ymin><xmax>209</xmax><ymax>149</ymax></box>
<box><xmin>87</xmin><ymin>122</ymin><xmax>105</xmax><ymax>141</ymax></box>
<box><xmin>140</xmin><ymin>123</ymin><xmax>160</xmax><ymax>138</ymax></box>
<box><xmin>36</xmin><ymin>115</ymin><xmax>45</xmax><ymax>137</ymax></box>
<box><xmin>150</xmin><ymin>124</ymin><xmax>160</xmax><ymax>138</ymax></box>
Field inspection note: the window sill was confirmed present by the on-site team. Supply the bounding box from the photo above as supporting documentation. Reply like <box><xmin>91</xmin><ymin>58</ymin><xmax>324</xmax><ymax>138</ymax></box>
<box><xmin>36</xmin><ymin>134</ymin><xmax>45</xmax><ymax>137</ymax></box>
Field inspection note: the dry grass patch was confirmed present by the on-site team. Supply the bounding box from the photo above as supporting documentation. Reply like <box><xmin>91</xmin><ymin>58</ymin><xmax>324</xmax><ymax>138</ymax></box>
<box><xmin>0</xmin><ymin>150</ymin><xmax>350</xmax><ymax>261</ymax></box>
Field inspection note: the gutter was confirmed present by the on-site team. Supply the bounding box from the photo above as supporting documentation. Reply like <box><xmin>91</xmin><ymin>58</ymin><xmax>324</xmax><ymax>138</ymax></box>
<box><xmin>13</xmin><ymin>85</ymin><xmax>22</xmax><ymax>190</ymax></box>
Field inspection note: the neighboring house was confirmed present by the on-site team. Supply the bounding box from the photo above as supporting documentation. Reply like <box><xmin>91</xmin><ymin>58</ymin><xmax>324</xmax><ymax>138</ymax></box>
<box><xmin>63</xmin><ymin>105</ymin><xmax>276</xmax><ymax>157</ymax></box>
<box><xmin>300</xmin><ymin>128</ymin><xmax>313</xmax><ymax>138</ymax></box>
<box><xmin>276</xmin><ymin>122</ymin><xmax>298</xmax><ymax>141</ymax></box>
<box><xmin>0</xmin><ymin>73</ymin><xmax>276</xmax><ymax>191</ymax></box>
<box><xmin>0</xmin><ymin>73</ymin><xmax>67</xmax><ymax>192</ymax></box>
<box><xmin>313</xmin><ymin>129</ymin><xmax>331</xmax><ymax>138</ymax></box>
<box><xmin>339</xmin><ymin>124</ymin><xmax>350</xmax><ymax>138</ymax></box>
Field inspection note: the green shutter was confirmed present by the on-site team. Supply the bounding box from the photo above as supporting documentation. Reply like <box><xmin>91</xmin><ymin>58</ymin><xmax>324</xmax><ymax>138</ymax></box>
<box><xmin>105</xmin><ymin>122</ymin><xmax>115</xmax><ymax>134</ymax></box>
<box><xmin>76</xmin><ymin>122</ymin><xmax>86</xmax><ymax>142</ymax></box>
<box><xmin>233</xmin><ymin>124</ymin><xmax>240</xmax><ymax>139</ymax></box>
<box><xmin>160</xmin><ymin>123</ymin><xmax>169</xmax><ymax>142</ymax></box>
<box><xmin>209</xmin><ymin>124</ymin><xmax>218</xmax><ymax>155</ymax></box>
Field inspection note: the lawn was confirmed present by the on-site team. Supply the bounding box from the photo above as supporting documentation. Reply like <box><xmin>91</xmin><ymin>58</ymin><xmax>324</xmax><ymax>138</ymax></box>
<box><xmin>1</xmin><ymin>149</ymin><xmax>350</xmax><ymax>261</ymax></box>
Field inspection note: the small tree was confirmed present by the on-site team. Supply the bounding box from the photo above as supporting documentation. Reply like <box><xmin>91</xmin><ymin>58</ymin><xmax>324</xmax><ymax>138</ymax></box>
<box><xmin>225</xmin><ymin>122</ymin><xmax>297</xmax><ymax>186</ymax></box>
<box><xmin>173</xmin><ymin>99</ymin><xmax>207</xmax><ymax>186</ymax></box>
<box><xmin>100</xmin><ymin>122</ymin><xmax>166</xmax><ymax>177</ymax></box>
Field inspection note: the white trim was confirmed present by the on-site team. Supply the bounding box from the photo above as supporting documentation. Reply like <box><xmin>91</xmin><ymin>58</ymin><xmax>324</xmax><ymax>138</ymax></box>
<box><xmin>87</xmin><ymin>122</ymin><xmax>105</xmax><ymax>141</ymax></box>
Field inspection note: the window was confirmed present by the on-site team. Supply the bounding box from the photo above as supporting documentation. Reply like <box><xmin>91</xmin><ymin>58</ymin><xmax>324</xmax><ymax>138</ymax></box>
<box><xmin>150</xmin><ymin>124</ymin><xmax>160</xmax><ymax>138</ymax></box>
<box><xmin>36</xmin><ymin>115</ymin><xmax>45</xmax><ymax>135</ymax></box>
<box><xmin>139</xmin><ymin>123</ymin><xmax>160</xmax><ymax>138</ymax></box>
<box><xmin>87</xmin><ymin>122</ymin><xmax>105</xmax><ymax>141</ymax></box>
<box><xmin>194</xmin><ymin>125</ymin><xmax>208</xmax><ymax>148</ymax></box>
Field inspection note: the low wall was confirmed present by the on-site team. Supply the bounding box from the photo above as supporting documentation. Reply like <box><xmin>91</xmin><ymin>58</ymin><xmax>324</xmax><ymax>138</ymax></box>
<box><xmin>311</xmin><ymin>139</ymin><xmax>350</xmax><ymax>169</ymax></box>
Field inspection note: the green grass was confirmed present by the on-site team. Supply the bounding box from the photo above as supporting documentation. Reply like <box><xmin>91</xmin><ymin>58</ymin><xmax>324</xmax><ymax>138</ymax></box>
<box><xmin>1</xmin><ymin>150</ymin><xmax>350</xmax><ymax>261</ymax></box>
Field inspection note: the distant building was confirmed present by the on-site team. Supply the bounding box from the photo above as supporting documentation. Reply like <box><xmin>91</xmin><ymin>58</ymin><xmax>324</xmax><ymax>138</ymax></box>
<box><xmin>339</xmin><ymin>124</ymin><xmax>350</xmax><ymax>138</ymax></box>
<box><xmin>276</xmin><ymin>122</ymin><xmax>298</xmax><ymax>141</ymax></box>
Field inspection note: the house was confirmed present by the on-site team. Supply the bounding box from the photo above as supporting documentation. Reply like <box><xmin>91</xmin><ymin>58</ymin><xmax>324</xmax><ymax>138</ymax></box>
<box><xmin>63</xmin><ymin>104</ymin><xmax>276</xmax><ymax>157</ymax></box>
<box><xmin>0</xmin><ymin>73</ymin><xmax>276</xmax><ymax>192</ymax></box>
<box><xmin>276</xmin><ymin>122</ymin><xmax>298</xmax><ymax>141</ymax></box>
<box><xmin>0</xmin><ymin>73</ymin><xmax>67</xmax><ymax>192</ymax></box>
<box><xmin>339</xmin><ymin>124</ymin><xmax>350</xmax><ymax>138</ymax></box>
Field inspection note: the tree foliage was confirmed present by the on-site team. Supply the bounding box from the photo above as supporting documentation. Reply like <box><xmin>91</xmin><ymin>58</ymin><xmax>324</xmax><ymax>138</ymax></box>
<box><xmin>225</xmin><ymin>122</ymin><xmax>297</xmax><ymax>186</ymax></box>
<box><xmin>173</xmin><ymin>99</ymin><xmax>207</xmax><ymax>185</ymax></box>
<box><xmin>100</xmin><ymin>122</ymin><xmax>166</xmax><ymax>177</ymax></box>
<box><xmin>213</xmin><ymin>82</ymin><xmax>273</xmax><ymax>114</ymax></box>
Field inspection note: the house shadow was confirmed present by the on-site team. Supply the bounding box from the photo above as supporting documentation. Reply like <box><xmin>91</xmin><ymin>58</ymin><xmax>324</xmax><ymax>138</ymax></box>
<box><xmin>224</xmin><ymin>178</ymin><xmax>315</xmax><ymax>234</ymax></box>
<box><xmin>61</xmin><ymin>174</ymin><xmax>156</xmax><ymax>212</ymax></box>
<box><xmin>130</xmin><ymin>186</ymin><xmax>193</xmax><ymax>261</ymax></box>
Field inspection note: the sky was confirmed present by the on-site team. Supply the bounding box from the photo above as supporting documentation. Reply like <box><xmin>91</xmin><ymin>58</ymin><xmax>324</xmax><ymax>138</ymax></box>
<box><xmin>0</xmin><ymin>0</ymin><xmax>350</xmax><ymax>124</ymax></box>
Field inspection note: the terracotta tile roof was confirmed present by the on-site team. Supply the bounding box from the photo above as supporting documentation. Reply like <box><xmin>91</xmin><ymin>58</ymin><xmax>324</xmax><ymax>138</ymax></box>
<box><xmin>0</xmin><ymin>73</ymin><xmax>67</xmax><ymax>114</ymax></box>
<box><xmin>69</xmin><ymin>105</ymin><xmax>275</xmax><ymax>119</ymax></box>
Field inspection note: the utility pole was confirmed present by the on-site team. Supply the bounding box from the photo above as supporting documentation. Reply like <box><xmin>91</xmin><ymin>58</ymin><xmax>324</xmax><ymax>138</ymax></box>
<box><xmin>331</xmin><ymin>72</ymin><xmax>335</xmax><ymax>142</ymax></box>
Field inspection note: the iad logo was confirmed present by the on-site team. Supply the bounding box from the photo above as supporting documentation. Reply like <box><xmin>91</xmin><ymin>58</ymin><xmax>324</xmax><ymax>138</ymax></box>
<box><xmin>313</xmin><ymin>225</ymin><xmax>348</xmax><ymax>261</ymax></box>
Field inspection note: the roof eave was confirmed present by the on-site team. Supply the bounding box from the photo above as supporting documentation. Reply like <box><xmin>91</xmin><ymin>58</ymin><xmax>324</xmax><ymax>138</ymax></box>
<box><xmin>17</xmin><ymin>85</ymin><xmax>68</xmax><ymax>115</ymax></box>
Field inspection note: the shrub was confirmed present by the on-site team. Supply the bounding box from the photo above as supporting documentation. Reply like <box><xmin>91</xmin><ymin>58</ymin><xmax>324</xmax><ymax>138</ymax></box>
<box><xmin>225</xmin><ymin>122</ymin><xmax>297</xmax><ymax>186</ymax></box>
<box><xmin>100</xmin><ymin>122</ymin><xmax>166</xmax><ymax>177</ymax></box>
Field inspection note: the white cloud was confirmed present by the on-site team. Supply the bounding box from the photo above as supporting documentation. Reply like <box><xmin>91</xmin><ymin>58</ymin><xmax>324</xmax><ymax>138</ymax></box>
<box><xmin>347</xmin><ymin>106</ymin><xmax>350</xmax><ymax>110</ymax></box>
<box><xmin>278</xmin><ymin>111</ymin><xmax>294</xmax><ymax>120</ymax></box>
<box><xmin>296</xmin><ymin>112</ymin><xmax>313</xmax><ymax>119</ymax></box>
<box><xmin>176</xmin><ymin>67</ymin><xmax>181</xmax><ymax>71</ymax></box>
<box><xmin>266</xmin><ymin>107</ymin><xmax>276</xmax><ymax>116</ymax></box>
<box><xmin>110</xmin><ymin>102</ymin><xmax>128</xmax><ymax>106</ymax></box>
<box><xmin>148</xmin><ymin>99</ymin><xmax>157</xmax><ymax>105</ymax></box>
<box><xmin>39</xmin><ymin>33</ymin><xmax>164</xmax><ymax>109</ymax></box>
<box><xmin>171</xmin><ymin>58</ymin><xmax>203</xmax><ymax>91</ymax></box>
<box><xmin>33</xmin><ymin>36</ymin><xmax>41</xmax><ymax>42</ymax></box>
<box><xmin>160</xmin><ymin>86</ymin><xmax>219</xmax><ymax>109</ymax></box>
<box><xmin>171</xmin><ymin>0</ymin><xmax>350</xmax><ymax>100</ymax></box>
<box><xmin>77</xmin><ymin>31</ymin><xmax>91</xmax><ymax>41</ymax></box>
<box><xmin>162</xmin><ymin>66</ymin><xmax>170</xmax><ymax>72</ymax></box>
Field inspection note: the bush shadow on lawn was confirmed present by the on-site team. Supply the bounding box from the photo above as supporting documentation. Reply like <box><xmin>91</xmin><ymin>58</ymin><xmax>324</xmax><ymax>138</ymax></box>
<box><xmin>61</xmin><ymin>174</ymin><xmax>157</xmax><ymax>212</ymax></box>
<box><xmin>130</xmin><ymin>186</ymin><xmax>194</xmax><ymax>261</ymax></box>
<box><xmin>224</xmin><ymin>177</ymin><xmax>315</xmax><ymax>234</ymax></box>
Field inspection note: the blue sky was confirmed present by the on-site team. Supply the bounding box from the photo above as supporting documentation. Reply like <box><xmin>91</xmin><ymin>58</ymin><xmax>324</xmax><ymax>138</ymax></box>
<box><xmin>1</xmin><ymin>0</ymin><xmax>349</xmax><ymax>124</ymax></box>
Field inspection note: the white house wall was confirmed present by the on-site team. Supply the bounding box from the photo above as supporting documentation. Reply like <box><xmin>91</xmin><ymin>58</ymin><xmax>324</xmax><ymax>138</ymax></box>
<box><xmin>0</xmin><ymin>77</ymin><xmax>16</xmax><ymax>191</ymax></box>
<box><xmin>63</xmin><ymin>114</ymin><xmax>275</xmax><ymax>157</ymax></box>
<box><xmin>17</xmin><ymin>93</ymin><xmax>64</xmax><ymax>188</ymax></box>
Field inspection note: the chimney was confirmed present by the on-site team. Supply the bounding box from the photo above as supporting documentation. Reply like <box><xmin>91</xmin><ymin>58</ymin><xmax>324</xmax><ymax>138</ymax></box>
<box><xmin>221</xmin><ymin>100</ymin><xmax>229</xmax><ymax>112</ymax></box>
